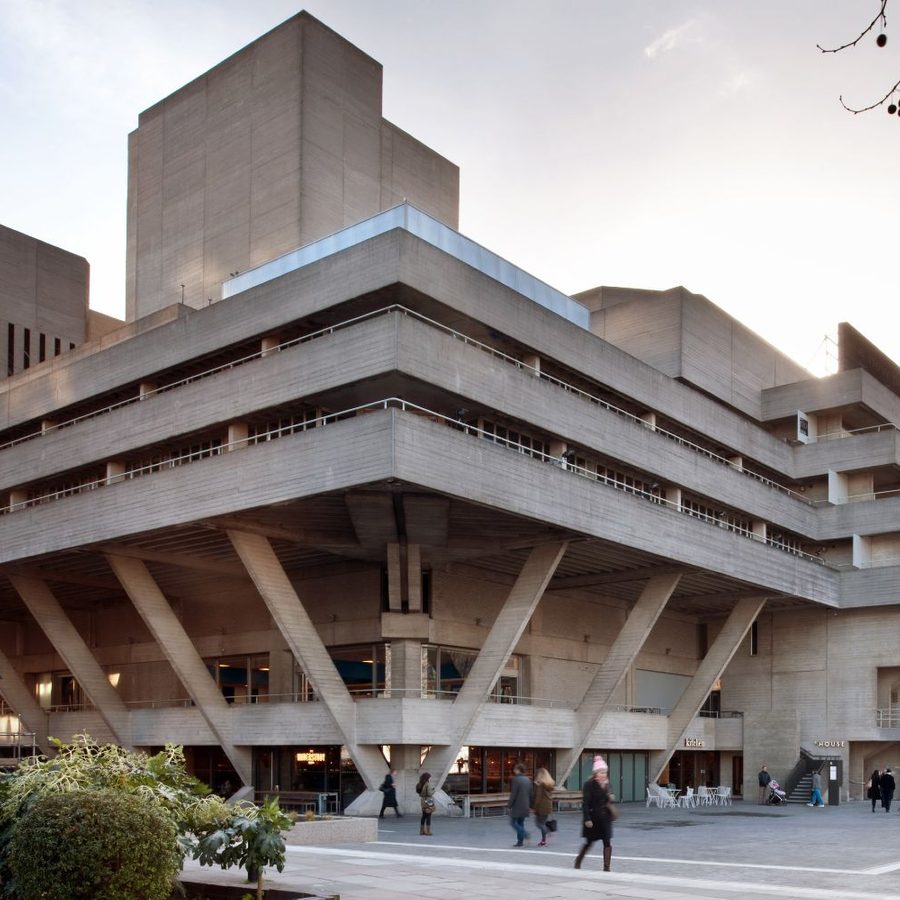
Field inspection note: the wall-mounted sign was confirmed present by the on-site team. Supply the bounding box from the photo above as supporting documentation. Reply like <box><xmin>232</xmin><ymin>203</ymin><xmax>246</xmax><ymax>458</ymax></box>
<box><xmin>814</xmin><ymin>740</ymin><xmax>845</xmax><ymax>749</ymax></box>
<box><xmin>684</xmin><ymin>738</ymin><xmax>705</xmax><ymax>748</ymax></box>
<box><xmin>295</xmin><ymin>751</ymin><xmax>326</xmax><ymax>764</ymax></box>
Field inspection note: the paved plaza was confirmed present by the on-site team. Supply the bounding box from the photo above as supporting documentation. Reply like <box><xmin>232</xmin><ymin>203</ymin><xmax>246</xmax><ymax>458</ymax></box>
<box><xmin>180</xmin><ymin>799</ymin><xmax>900</xmax><ymax>899</ymax></box>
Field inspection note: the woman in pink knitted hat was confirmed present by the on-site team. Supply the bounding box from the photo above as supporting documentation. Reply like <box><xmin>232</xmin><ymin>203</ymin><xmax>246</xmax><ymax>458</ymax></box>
<box><xmin>574</xmin><ymin>755</ymin><xmax>614</xmax><ymax>871</ymax></box>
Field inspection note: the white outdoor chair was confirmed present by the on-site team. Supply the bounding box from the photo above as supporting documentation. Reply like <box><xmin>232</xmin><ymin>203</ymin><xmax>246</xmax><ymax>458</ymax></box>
<box><xmin>696</xmin><ymin>785</ymin><xmax>713</xmax><ymax>806</ymax></box>
<box><xmin>647</xmin><ymin>784</ymin><xmax>675</xmax><ymax>808</ymax></box>
<box><xmin>676</xmin><ymin>786</ymin><xmax>696</xmax><ymax>808</ymax></box>
<box><xmin>646</xmin><ymin>786</ymin><xmax>659</xmax><ymax>808</ymax></box>
<box><xmin>715</xmin><ymin>786</ymin><xmax>732</xmax><ymax>806</ymax></box>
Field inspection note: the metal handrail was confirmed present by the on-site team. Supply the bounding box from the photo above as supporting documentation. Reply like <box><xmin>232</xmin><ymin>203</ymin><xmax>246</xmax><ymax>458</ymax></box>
<box><xmin>0</xmin><ymin>396</ymin><xmax>833</xmax><ymax>566</ymax></box>
<box><xmin>815</xmin><ymin>423</ymin><xmax>899</xmax><ymax>442</ymax></box>
<box><xmin>0</xmin><ymin>305</ymin><xmax>813</xmax><ymax>506</ymax></box>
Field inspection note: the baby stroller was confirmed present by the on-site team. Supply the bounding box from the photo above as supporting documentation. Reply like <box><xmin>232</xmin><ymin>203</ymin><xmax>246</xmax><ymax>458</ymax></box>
<box><xmin>766</xmin><ymin>779</ymin><xmax>787</xmax><ymax>805</ymax></box>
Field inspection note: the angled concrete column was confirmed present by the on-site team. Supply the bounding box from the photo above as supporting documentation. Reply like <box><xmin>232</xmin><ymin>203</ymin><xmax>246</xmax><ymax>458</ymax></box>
<box><xmin>227</xmin><ymin>530</ymin><xmax>386</xmax><ymax>795</ymax></box>
<box><xmin>9</xmin><ymin>574</ymin><xmax>133</xmax><ymax>748</ymax></box>
<box><xmin>0</xmin><ymin>647</ymin><xmax>50</xmax><ymax>753</ymax></box>
<box><xmin>423</xmin><ymin>541</ymin><xmax>568</xmax><ymax>787</ymax></box>
<box><xmin>650</xmin><ymin>596</ymin><xmax>767</xmax><ymax>781</ymax></box>
<box><xmin>556</xmin><ymin>573</ymin><xmax>681</xmax><ymax>782</ymax></box>
<box><xmin>105</xmin><ymin>553</ymin><xmax>252</xmax><ymax>785</ymax></box>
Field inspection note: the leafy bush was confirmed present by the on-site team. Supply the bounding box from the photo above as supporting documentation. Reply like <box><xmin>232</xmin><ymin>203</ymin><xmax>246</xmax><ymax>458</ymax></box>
<box><xmin>9</xmin><ymin>790</ymin><xmax>180</xmax><ymax>900</ymax></box>
<box><xmin>194</xmin><ymin>797</ymin><xmax>293</xmax><ymax>900</ymax></box>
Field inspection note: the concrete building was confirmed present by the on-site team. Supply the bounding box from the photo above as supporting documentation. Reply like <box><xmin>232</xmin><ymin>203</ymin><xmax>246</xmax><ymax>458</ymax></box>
<box><xmin>2</xmin><ymin>11</ymin><xmax>899</xmax><ymax>814</ymax></box>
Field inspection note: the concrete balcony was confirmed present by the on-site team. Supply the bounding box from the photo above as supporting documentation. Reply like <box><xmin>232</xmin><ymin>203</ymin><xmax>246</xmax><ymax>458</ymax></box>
<box><xmin>46</xmin><ymin>698</ymin><xmax>744</xmax><ymax>754</ymax></box>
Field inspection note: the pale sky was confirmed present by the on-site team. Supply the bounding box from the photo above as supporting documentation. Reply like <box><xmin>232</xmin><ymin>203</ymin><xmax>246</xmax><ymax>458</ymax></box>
<box><xmin>2</xmin><ymin>0</ymin><xmax>898</xmax><ymax>374</ymax></box>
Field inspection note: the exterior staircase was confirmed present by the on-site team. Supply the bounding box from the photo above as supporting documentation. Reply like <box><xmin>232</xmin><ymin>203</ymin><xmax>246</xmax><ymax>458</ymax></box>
<box><xmin>787</xmin><ymin>773</ymin><xmax>814</xmax><ymax>804</ymax></box>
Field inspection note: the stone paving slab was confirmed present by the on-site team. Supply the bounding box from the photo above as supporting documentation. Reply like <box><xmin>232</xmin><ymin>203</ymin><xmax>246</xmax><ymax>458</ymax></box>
<box><xmin>179</xmin><ymin>800</ymin><xmax>900</xmax><ymax>899</ymax></box>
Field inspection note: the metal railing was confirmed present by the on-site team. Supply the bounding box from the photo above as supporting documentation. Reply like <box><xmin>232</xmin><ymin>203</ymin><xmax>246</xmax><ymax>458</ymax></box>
<box><xmin>876</xmin><ymin>708</ymin><xmax>900</xmax><ymax>727</ymax></box>
<box><xmin>815</xmin><ymin>423</ymin><xmax>899</xmax><ymax>442</ymax></box>
<box><xmin>0</xmin><ymin>395</ymin><xmax>834</xmax><ymax>567</ymax></box>
<box><xmin>0</xmin><ymin>305</ymin><xmax>817</xmax><ymax>509</ymax></box>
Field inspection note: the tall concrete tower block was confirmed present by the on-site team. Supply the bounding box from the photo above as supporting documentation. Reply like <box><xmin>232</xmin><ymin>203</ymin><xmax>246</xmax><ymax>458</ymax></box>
<box><xmin>125</xmin><ymin>12</ymin><xmax>460</xmax><ymax>321</ymax></box>
<box><xmin>0</xmin><ymin>224</ymin><xmax>89</xmax><ymax>378</ymax></box>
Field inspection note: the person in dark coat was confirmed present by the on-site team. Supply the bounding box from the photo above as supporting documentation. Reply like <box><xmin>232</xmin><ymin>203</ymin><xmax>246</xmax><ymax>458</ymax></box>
<box><xmin>867</xmin><ymin>769</ymin><xmax>882</xmax><ymax>813</ymax></box>
<box><xmin>574</xmin><ymin>755</ymin><xmax>614</xmax><ymax>872</ymax></box>
<box><xmin>379</xmin><ymin>769</ymin><xmax>402</xmax><ymax>818</ymax></box>
<box><xmin>508</xmin><ymin>763</ymin><xmax>533</xmax><ymax>847</ymax></box>
<box><xmin>881</xmin><ymin>767</ymin><xmax>896</xmax><ymax>812</ymax></box>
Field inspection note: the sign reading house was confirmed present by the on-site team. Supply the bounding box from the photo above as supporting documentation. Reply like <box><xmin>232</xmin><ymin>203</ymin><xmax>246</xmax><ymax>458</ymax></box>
<box><xmin>814</xmin><ymin>740</ymin><xmax>845</xmax><ymax>749</ymax></box>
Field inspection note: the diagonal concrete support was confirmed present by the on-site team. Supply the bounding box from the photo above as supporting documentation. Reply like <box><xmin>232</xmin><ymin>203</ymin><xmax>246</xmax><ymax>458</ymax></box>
<box><xmin>650</xmin><ymin>596</ymin><xmax>767</xmax><ymax>782</ymax></box>
<box><xmin>556</xmin><ymin>573</ymin><xmax>681</xmax><ymax>783</ymax></box>
<box><xmin>424</xmin><ymin>541</ymin><xmax>569</xmax><ymax>786</ymax></box>
<box><xmin>227</xmin><ymin>529</ymin><xmax>386</xmax><ymax>789</ymax></box>
<box><xmin>0</xmin><ymin>647</ymin><xmax>50</xmax><ymax>753</ymax></box>
<box><xmin>9</xmin><ymin>574</ymin><xmax>133</xmax><ymax>748</ymax></box>
<box><xmin>105</xmin><ymin>553</ymin><xmax>253</xmax><ymax>785</ymax></box>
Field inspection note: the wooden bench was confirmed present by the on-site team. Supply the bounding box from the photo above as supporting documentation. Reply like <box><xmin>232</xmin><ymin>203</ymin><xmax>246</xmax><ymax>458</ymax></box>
<box><xmin>254</xmin><ymin>791</ymin><xmax>320</xmax><ymax>814</ymax></box>
<box><xmin>466</xmin><ymin>792</ymin><xmax>510</xmax><ymax>817</ymax></box>
<box><xmin>552</xmin><ymin>789</ymin><xmax>583</xmax><ymax>811</ymax></box>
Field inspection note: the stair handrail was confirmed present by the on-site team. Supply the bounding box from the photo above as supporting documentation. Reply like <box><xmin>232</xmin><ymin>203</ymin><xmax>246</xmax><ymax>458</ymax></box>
<box><xmin>783</xmin><ymin>748</ymin><xmax>839</xmax><ymax>799</ymax></box>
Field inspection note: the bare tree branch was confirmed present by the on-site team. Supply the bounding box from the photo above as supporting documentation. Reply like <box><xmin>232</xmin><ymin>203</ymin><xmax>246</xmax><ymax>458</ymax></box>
<box><xmin>818</xmin><ymin>0</ymin><xmax>887</xmax><ymax>52</ymax></box>
<box><xmin>840</xmin><ymin>77</ymin><xmax>900</xmax><ymax>113</ymax></box>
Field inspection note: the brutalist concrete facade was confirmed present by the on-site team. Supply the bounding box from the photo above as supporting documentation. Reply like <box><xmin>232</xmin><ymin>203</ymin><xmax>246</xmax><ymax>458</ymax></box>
<box><xmin>1</xmin><ymin>12</ymin><xmax>899</xmax><ymax>813</ymax></box>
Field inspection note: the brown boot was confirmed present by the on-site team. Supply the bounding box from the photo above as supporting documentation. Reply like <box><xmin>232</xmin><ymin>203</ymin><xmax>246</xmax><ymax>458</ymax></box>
<box><xmin>420</xmin><ymin>826</ymin><xmax>426</xmax><ymax>835</ymax></box>
<box><xmin>574</xmin><ymin>844</ymin><xmax>588</xmax><ymax>869</ymax></box>
<box><xmin>425</xmin><ymin>825</ymin><xmax>432</xmax><ymax>835</ymax></box>
<box><xmin>603</xmin><ymin>846</ymin><xmax>612</xmax><ymax>871</ymax></box>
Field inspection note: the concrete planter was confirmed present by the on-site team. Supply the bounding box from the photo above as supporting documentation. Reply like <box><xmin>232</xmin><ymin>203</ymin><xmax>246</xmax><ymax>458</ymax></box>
<box><xmin>285</xmin><ymin>816</ymin><xmax>377</xmax><ymax>846</ymax></box>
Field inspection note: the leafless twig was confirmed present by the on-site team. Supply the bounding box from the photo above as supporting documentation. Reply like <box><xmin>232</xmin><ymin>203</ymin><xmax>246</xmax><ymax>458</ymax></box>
<box><xmin>817</xmin><ymin>0</ymin><xmax>887</xmax><ymax>52</ymax></box>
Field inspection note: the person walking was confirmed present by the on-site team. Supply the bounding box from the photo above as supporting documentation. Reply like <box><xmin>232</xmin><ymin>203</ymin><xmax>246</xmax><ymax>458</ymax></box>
<box><xmin>757</xmin><ymin>766</ymin><xmax>771</xmax><ymax>805</ymax></box>
<box><xmin>808</xmin><ymin>769</ymin><xmax>825</xmax><ymax>807</ymax></box>
<box><xmin>532</xmin><ymin>767</ymin><xmax>555</xmax><ymax>847</ymax></box>
<box><xmin>416</xmin><ymin>772</ymin><xmax>435</xmax><ymax>835</ymax></box>
<box><xmin>881</xmin><ymin>767</ymin><xmax>896</xmax><ymax>812</ymax></box>
<box><xmin>867</xmin><ymin>769</ymin><xmax>881</xmax><ymax>813</ymax></box>
<box><xmin>378</xmin><ymin>769</ymin><xmax>402</xmax><ymax>818</ymax></box>
<box><xmin>574</xmin><ymin>755</ymin><xmax>614</xmax><ymax>872</ymax></box>
<box><xmin>508</xmin><ymin>763</ymin><xmax>532</xmax><ymax>847</ymax></box>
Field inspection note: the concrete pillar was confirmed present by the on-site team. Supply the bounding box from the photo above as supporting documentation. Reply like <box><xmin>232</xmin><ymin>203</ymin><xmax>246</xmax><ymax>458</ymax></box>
<box><xmin>9</xmin><ymin>489</ymin><xmax>28</xmax><ymax>512</ymax></box>
<box><xmin>138</xmin><ymin>381</ymin><xmax>157</xmax><ymax>399</ymax></box>
<box><xmin>226</xmin><ymin>422</ymin><xmax>249</xmax><ymax>452</ymax></box>
<box><xmin>227</xmin><ymin>529</ymin><xmax>386</xmax><ymax>790</ymax></box>
<box><xmin>261</xmin><ymin>335</ymin><xmax>281</xmax><ymax>356</ymax></box>
<box><xmin>40</xmin><ymin>419</ymin><xmax>57</xmax><ymax>435</ymax></box>
<box><xmin>105</xmin><ymin>553</ymin><xmax>253</xmax><ymax>784</ymax></box>
<box><xmin>423</xmin><ymin>542</ymin><xmax>568</xmax><ymax>787</ymax></box>
<box><xmin>650</xmin><ymin>596</ymin><xmax>767</xmax><ymax>781</ymax></box>
<box><xmin>852</xmin><ymin>534</ymin><xmax>871</xmax><ymax>569</ymax></box>
<box><xmin>556</xmin><ymin>573</ymin><xmax>681</xmax><ymax>782</ymax></box>
<box><xmin>0</xmin><ymin>647</ymin><xmax>51</xmax><ymax>754</ymax></box>
<box><xmin>268</xmin><ymin>629</ymin><xmax>294</xmax><ymax>702</ymax></box>
<box><xmin>521</xmin><ymin>352</ymin><xmax>541</xmax><ymax>375</ymax></box>
<box><xmin>387</xmin><ymin>743</ymin><xmax>423</xmax><ymax>815</ymax></box>
<box><xmin>8</xmin><ymin>575</ymin><xmax>133</xmax><ymax>748</ymax></box>
<box><xmin>407</xmin><ymin>544</ymin><xmax>422</xmax><ymax>612</ymax></box>
<box><xmin>828</xmin><ymin>470</ymin><xmax>849</xmax><ymax>505</ymax></box>
<box><xmin>386</xmin><ymin>543</ymin><xmax>403</xmax><ymax>611</ymax></box>
<box><xmin>105</xmin><ymin>461</ymin><xmax>126</xmax><ymax>485</ymax></box>
<box><xmin>390</xmin><ymin>640</ymin><xmax>422</xmax><ymax>699</ymax></box>
<box><xmin>640</xmin><ymin>411</ymin><xmax>657</xmax><ymax>430</ymax></box>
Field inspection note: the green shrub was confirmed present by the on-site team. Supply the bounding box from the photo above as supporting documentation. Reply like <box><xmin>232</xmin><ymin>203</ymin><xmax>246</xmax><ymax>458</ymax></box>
<box><xmin>9</xmin><ymin>790</ymin><xmax>180</xmax><ymax>900</ymax></box>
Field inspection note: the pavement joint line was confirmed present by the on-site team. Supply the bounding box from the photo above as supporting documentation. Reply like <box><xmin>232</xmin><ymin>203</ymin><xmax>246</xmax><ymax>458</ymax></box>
<box><xmin>284</xmin><ymin>845</ymin><xmax>899</xmax><ymax>899</ymax></box>
<box><xmin>352</xmin><ymin>841</ymin><xmax>859</xmax><ymax>875</ymax></box>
